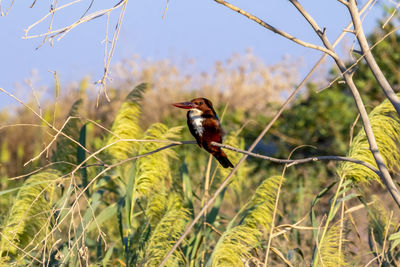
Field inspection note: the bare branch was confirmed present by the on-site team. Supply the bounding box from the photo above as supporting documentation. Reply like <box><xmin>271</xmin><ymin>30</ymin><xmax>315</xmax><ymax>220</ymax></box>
<box><xmin>348</xmin><ymin>0</ymin><xmax>400</xmax><ymax>117</ymax></box>
<box><xmin>289</xmin><ymin>0</ymin><xmax>400</xmax><ymax>208</ymax></box>
<box><xmin>213</xmin><ymin>0</ymin><xmax>338</xmax><ymax>60</ymax></box>
<box><xmin>318</xmin><ymin>25</ymin><xmax>400</xmax><ymax>93</ymax></box>
<box><xmin>337</xmin><ymin>0</ymin><xmax>349</xmax><ymax>6</ymax></box>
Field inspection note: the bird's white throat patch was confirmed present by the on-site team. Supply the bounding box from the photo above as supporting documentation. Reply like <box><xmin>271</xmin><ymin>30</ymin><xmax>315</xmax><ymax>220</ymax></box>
<box><xmin>189</xmin><ymin>109</ymin><xmax>204</xmax><ymax>136</ymax></box>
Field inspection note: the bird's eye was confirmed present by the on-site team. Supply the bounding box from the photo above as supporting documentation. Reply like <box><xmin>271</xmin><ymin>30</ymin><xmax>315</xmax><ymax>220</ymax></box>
<box><xmin>199</xmin><ymin>102</ymin><xmax>203</xmax><ymax>105</ymax></box>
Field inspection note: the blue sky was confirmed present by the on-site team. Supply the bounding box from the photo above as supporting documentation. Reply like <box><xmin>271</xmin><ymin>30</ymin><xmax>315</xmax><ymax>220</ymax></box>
<box><xmin>0</xmin><ymin>0</ymin><xmax>385</xmax><ymax>108</ymax></box>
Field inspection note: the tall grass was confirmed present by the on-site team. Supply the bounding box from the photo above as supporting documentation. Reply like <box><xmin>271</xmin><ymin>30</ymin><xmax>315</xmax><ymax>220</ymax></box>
<box><xmin>0</xmin><ymin>53</ymin><xmax>399</xmax><ymax>266</ymax></box>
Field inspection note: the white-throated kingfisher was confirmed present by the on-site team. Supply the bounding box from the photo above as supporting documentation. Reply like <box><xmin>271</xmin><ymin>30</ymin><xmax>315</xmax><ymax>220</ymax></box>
<box><xmin>173</xmin><ymin>98</ymin><xmax>234</xmax><ymax>168</ymax></box>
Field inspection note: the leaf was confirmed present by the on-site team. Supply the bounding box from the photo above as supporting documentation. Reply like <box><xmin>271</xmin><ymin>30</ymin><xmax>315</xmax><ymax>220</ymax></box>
<box><xmin>102</xmin><ymin>245</ymin><xmax>115</xmax><ymax>266</ymax></box>
<box><xmin>310</xmin><ymin>181</ymin><xmax>336</xmax><ymax>240</ymax></box>
<box><xmin>52</xmin><ymin>99</ymin><xmax>83</xmax><ymax>174</ymax></box>
<box><xmin>87</xmin><ymin>202</ymin><xmax>118</xmax><ymax>232</ymax></box>
<box><xmin>180</xmin><ymin>161</ymin><xmax>194</xmax><ymax>216</ymax></box>
<box><xmin>389</xmin><ymin>230</ymin><xmax>400</xmax><ymax>251</ymax></box>
<box><xmin>125</xmin><ymin>163</ymin><xmax>136</xmax><ymax>228</ymax></box>
<box><xmin>77</xmin><ymin>124</ymin><xmax>88</xmax><ymax>195</ymax></box>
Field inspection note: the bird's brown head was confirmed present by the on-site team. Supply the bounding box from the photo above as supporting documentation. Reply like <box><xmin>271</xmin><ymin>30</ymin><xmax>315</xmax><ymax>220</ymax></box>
<box><xmin>172</xmin><ymin>98</ymin><xmax>214</xmax><ymax>113</ymax></box>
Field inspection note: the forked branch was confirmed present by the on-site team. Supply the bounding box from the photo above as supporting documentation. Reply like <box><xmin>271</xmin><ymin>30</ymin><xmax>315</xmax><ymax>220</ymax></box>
<box><xmin>288</xmin><ymin>0</ymin><xmax>400</xmax><ymax>208</ymax></box>
<box><xmin>347</xmin><ymin>0</ymin><xmax>400</xmax><ymax>117</ymax></box>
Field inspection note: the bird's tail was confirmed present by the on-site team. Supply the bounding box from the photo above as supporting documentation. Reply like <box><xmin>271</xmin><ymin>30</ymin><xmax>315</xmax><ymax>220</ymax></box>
<box><xmin>213</xmin><ymin>150</ymin><xmax>234</xmax><ymax>168</ymax></box>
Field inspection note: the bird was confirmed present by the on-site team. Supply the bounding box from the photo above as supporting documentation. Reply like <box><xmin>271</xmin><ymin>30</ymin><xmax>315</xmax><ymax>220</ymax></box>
<box><xmin>172</xmin><ymin>97</ymin><xmax>234</xmax><ymax>168</ymax></box>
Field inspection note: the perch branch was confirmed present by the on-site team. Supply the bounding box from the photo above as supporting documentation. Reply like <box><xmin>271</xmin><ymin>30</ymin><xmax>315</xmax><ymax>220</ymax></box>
<box><xmin>211</xmin><ymin>142</ymin><xmax>380</xmax><ymax>175</ymax></box>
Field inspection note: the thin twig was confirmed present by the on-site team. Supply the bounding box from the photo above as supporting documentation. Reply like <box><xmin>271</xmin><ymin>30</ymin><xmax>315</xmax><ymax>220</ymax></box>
<box><xmin>349</xmin><ymin>113</ymin><xmax>360</xmax><ymax>147</ymax></box>
<box><xmin>38</xmin><ymin>0</ymin><xmax>58</xmax><ymax>48</ymax></box>
<box><xmin>381</xmin><ymin>210</ymin><xmax>394</xmax><ymax>261</ymax></box>
<box><xmin>24</xmin><ymin>0</ymin><xmax>125</xmax><ymax>40</ymax></box>
<box><xmin>7</xmin><ymin>161</ymin><xmax>77</xmax><ymax>181</ymax></box>
<box><xmin>26</xmin><ymin>78</ymin><xmax>43</xmax><ymax>117</ymax></box>
<box><xmin>0</xmin><ymin>123</ymin><xmax>46</xmax><ymax>131</ymax></box>
<box><xmin>0</xmin><ymin>87</ymin><xmax>103</xmax><ymax>164</ymax></box>
<box><xmin>270</xmin><ymin>247</ymin><xmax>294</xmax><ymax>267</ymax></box>
<box><xmin>0</xmin><ymin>232</ymin><xmax>43</xmax><ymax>264</ymax></box>
<box><xmin>22</xmin><ymin>0</ymin><xmax>128</xmax><ymax>102</ymax></box>
<box><xmin>162</xmin><ymin>0</ymin><xmax>169</xmax><ymax>19</ymax></box>
<box><xmin>95</xmin><ymin>0</ymin><xmax>128</xmax><ymax>102</ymax></box>
<box><xmin>0</xmin><ymin>0</ymin><xmax>15</xmax><ymax>16</ymax></box>
<box><xmin>25</xmin><ymin>116</ymin><xmax>75</xmax><ymax>165</ymax></box>
<box><xmin>382</xmin><ymin>2</ymin><xmax>400</xmax><ymax>28</ymax></box>
<box><xmin>24</xmin><ymin>0</ymin><xmax>84</xmax><ymax>38</ymax></box>
<box><xmin>205</xmin><ymin>222</ymin><xmax>222</xmax><ymax>236</ymax></box>
<box><xmin>271</xmin><ymin>214</ymin><xmax>310</xmax><ymax>238</ymax></box>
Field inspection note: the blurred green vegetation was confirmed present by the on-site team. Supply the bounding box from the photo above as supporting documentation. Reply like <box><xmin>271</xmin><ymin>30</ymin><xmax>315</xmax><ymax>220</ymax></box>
<box><xmin>0</xmin><ymin>12</ymin><xmax>400</xmax><ymax>266</ymax></box>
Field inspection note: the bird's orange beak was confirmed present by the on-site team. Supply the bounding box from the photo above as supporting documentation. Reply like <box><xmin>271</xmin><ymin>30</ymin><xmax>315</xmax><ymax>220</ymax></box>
<box><xmin>172</xmin><ymin>101</ymin><xmax>196</xmax><ymax>109</ymax></box>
